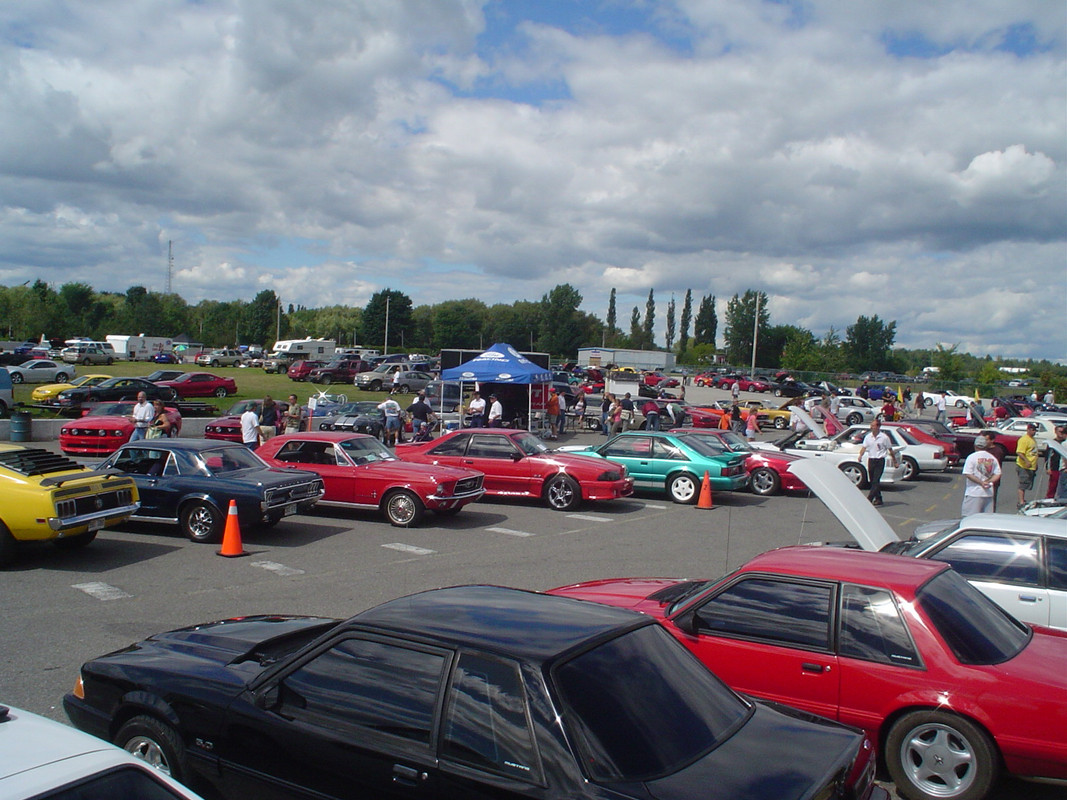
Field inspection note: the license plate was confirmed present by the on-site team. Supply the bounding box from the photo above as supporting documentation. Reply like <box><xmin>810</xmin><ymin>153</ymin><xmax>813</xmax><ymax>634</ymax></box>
<box><xmin>87</xmin><ymin>518</ymin><xmax>105</xmax><ymax>532</ymax></box>
<box><xmin>283</xmin><ymin>503</ymin><xmax>298</xmax><ymax>517</ymax></box>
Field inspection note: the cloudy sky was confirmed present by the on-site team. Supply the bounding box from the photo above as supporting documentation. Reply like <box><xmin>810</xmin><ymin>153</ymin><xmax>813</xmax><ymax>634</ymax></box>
<box><xmin>1</xmin><ymin>1</ymin><xmax>1064</xmax><ymax>360</ymax></box>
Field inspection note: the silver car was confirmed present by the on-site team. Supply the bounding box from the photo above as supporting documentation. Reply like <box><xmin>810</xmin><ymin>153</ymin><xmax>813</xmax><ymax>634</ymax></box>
<box><xmin>5</xmin><ymin>359</ymin><xmax>76</xmax><ymax>384</ymax></box>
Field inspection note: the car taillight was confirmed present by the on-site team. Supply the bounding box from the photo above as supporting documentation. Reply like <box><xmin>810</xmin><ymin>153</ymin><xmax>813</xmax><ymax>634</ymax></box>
<box><xmin>934</xmin><ymin>449</ymin><xmax>944</xmax><ymax>459</ymax></box>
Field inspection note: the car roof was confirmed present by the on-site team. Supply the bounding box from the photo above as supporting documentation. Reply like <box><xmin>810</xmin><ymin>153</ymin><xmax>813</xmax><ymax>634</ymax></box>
<box><xmin>741</xmin><ymin>546</ymin><xmax>948</xmax><ymax>589</ymax></box>
<box><xmin>120</xmin><ymin>439</ymin><xmax>245</xmax><ymax>452</ymax></box>
<box><xmin>353</xmin><ymin>585</ymin><xmax>649</xmax><ymax>661</ymax></box>
<box><xmin>951</xmin><ymin>513</ymin><xmax>1067</xmax><ymax>539</ymax></box>
<box><xmin>273</xmin><ymin>431</ymin><xmax>375</xmax><ymax>442</ymax></box>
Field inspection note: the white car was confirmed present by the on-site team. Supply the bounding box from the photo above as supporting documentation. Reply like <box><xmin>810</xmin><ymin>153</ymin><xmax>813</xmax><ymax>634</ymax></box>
<box><xmin>791</xmin><ymin>459</ymin><xmax>1067</xmax><ymax>631</ymax></box>
<box><xmin>924</xmin><ymin>389</ymin><xmax>976</xmax><ymax>408</ymax></box>
<box><xmin>995</xmin><ymin>416</ymin><xmax>1066</xmax><ymax>447</ymax></box>
<box><xmin>833</xmin><ymin>396</ymin><xmax>879</xmax><ymax>425</ymax></box>
<box><xmin>796</xmin><ymin>423</ymin><xmax>949</xmax><ymax>480</ymax></box>
<box><xmin>0</xmin><ymin>703</ymin><xmax>206</xmax><ymax>799</ymax></box>
<box><xmin>5</xmin><ymin>359</ymin><xmax>76</xmax><ymax>385</ymax></box>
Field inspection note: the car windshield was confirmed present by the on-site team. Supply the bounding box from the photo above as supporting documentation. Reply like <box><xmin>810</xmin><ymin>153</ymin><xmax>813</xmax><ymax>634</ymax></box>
<box><xmin>895</xmin><ymin>428</ymin><xmax>921</xmax><ymax>445</ymax></box>
<box><xmin>335</xmin><ymin>402</ymin><xmax>380</xmax><ymax>416</ymax></box>
<box><xmin>193</xmin><ymin>446</ymin><xmax>267</xmax><ymax>475</ymax></box>
<box><xmin>716</xmin><ymin>431</ymin><xmax>751</xmax><ymax>452</ymax></box>
<box><xmin>554</xmin><ymin>624</ymin><xmax>749</xmax><ymax>782</ymax></box>
<box><xmin>916</xmin><ymin>570</ymin><xmax>1031</xmax><ymax>665</ymax></box>
<box><xmin>338</xmin><ymin>437</ymin><xmax>396</xmax><ymax>463</ymax></box>
<box><xmin>88</xmin><ymin>403</ymin><xmax>133</xmax><ymax>416</ymax></box>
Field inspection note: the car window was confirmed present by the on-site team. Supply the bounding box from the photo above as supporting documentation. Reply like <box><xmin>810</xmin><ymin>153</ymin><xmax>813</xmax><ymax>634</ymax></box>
<box><xmin>695</xmin><ymin>577</ymin><xmax>833</xmax><ymax>650</ymax></box>
<box><xmin>338</xmin><ymin>436</ymin><xmax>396</xmax><ymax>464</ymax></box>
<box><xmin>554</xmin><ymin>624</ymin><xmax>749</xmax><ymax>783</ymax></box>
<box><xmin>112</xmin><ymin>448</ymin><xmax>169</xmax><ymax>476</ymax></box>
<box><xmin>467</xmin><ymin>435</ymin><xmax>519</xmax><ymax>459</ymax></box>
<box><xmin>602</xmin><ymin>436</ymin><xmax>651</xmax><ymax>458</ymax></box>
<box><xmin>442</xmin><ymin>653</ymin><xmax>541</xmax><ymax>784</ymax></box>
<box><xmin>651</xmin><ymin>439</ymin><xmax>687</xmax><ymax>460</ymax></box>
<box><xmin>37</xmin><ymin>764</ymin><xmax>192</xmax><ymax>799</ymax></box>
<box><xmin>838</xmin><ymin>584</ymin><xmax>921</xmax><ymax>668</ymax></box>
<box><xmin>279</xmin><ymin>637</ymin><xmax>448</xmax><ymax>745</ymax></box>
<box><xmin>927</xmin><ymin>533</ymin><xmax>1042</xmax><ymax>586</ymax></box>
<box><xmin>429</xmin><ymin>433</ymin><xmax>470</xmax><ymax>456</ymax></box>
<box><xmin>274</xmin><ymin>440</ymin><xmax>336</xmax><ymax>466</ymax></box>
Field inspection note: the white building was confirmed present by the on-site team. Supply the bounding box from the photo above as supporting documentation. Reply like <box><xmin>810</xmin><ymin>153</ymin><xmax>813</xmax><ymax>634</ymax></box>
<box><xmin>577</xmin><ymin>347</ymin><xmax>675</xmax><ymax>371</ymax></box>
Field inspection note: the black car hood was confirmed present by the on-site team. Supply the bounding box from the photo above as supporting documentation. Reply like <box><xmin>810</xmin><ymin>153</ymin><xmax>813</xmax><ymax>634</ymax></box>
<box><xmin>643</xmin><ymin>702</ymin><xmax>863</xmax><ymax>800</ymax></box>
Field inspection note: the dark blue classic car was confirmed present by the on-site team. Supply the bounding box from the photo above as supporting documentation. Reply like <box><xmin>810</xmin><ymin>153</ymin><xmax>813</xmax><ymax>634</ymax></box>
<box><xmin>99</xmin><ymin>439</ymin><xmax>324</xmax><ymax>542</ymax></box>
<box><xmin>314</xmin><ymin>400</ymin><xmax>385</xmax><ymax>439</ymax></box>
<box><xmin>64</xmin><ymin>585</ymin><xmax>884</xmax><ymax>800</ymax></box>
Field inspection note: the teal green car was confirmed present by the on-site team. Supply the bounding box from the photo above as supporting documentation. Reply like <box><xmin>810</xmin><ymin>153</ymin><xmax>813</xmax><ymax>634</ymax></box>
<box><xmin>566</xmin><ymin>431</ymin><xmax>749</xmax><ymax>503</ymax></box>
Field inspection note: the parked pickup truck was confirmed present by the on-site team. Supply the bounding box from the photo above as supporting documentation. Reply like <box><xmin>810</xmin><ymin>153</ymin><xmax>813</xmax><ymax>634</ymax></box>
<box><xmin>306</xmin><ymin>357</ymin><xmax>371</xmax><ymax>385</ymax></box>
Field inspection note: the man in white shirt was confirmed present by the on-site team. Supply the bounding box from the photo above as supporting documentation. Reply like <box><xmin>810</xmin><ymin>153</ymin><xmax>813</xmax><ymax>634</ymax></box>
<box><xmin>240</xmin><ymin>405</ymin><xmax>260</xmax><ymax>450</ymax></box>
<box><xmin>961</xmin><ymin>433</ymin><xmax>1001</xmax><ymax>515</ymax></box>
<box><xmin>467</xmin><ymin>390</ymin><xmax>486</xmax><ymax>427</ymax></box>
<box><xmin>487</xmin><ymin>394</ymin><xmax>504</xmax><ymax>427</ymax></box>
<box><xmin>128</xmin><ymin>392</ymin><xmax>154</xmax><ymax>441</ymax></box>
<box><xmin>934</xmin><ymin>393</ymin><xmax>947</xmax><ymax>423</ymax></box>
<box><xmin>858</xmin><ymin>419</ymin><xmax>895</xmax><ymax>507</ymax></box>
<box><xmin>378</xmin><ymin>396</ymin><xmax>402</xmax><ymax>445</ymax></box>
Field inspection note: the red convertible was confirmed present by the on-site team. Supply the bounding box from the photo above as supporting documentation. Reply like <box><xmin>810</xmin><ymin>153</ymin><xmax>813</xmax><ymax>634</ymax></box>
<box><xmin>670</xmin><ymin>428</ymin><xmax>809</xmax><ymax>496</ymax></box>
<box><xmin>550</xmin><ymin>548</ymin><xmax>1067</xmax><ymax>800</ymax></box>
<box><xmin>257</xmin><ymin>432</ymin><xmax>484</xmax><ymax>527</ymax></box>
<box><xmin>153</xmin><ymin>371</ymin><xmax>236</xmax><ymax>398</ymax></box>
<box><xmin>395</xmin><ymin>428</ymin><xmax>634</xmax><ymax>511</ymax></box>
<box><xmin>59</xmin><ymin>401</ymin><xmax>181</xmax><ymax>455</ymax></box>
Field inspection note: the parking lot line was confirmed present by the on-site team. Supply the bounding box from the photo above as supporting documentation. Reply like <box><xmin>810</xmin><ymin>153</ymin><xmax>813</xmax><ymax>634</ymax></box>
<box><xmin>485</xmin><ymin>526</ymin><xmax>535</xmax><ymax>537</ymax></box>
<box><xmin>382</xmin><ymin>543</ymin><xmax>436</xmax><ymax>555</ymax></box>
<box><xmin>566</xmin><ymin>514</ymin><xmax>612</xmax><ymax>522</ymax></box>
<box><xmin>251</xmin><ymin>560</ymin><xmax>306</xmax><ymax>577</ymax></box>
<box><xmin>71</xmin><ymin>582</ymin><xmax>132</xmax><ymax>601</ymax></box>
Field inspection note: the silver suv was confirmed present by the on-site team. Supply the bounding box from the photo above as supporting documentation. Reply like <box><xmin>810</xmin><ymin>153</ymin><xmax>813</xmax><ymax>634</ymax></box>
<box><xmin>61</xmin><ymin>343</ymin><xmax>116</xmax><ymax>365</ymax></box>
<box><xmin>196</xmin><ymin>348</ymin><xmax>244</xmax><ymax>367</ymax></box>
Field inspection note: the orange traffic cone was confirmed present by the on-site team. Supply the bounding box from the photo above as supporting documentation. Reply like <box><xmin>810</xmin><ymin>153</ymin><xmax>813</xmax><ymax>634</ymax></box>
<box><xmin>217</xmin><ymin>499</ymin><xmax>247</xmax><ymax>557</ymax></box>
<box><xmin>696</xmin><ymin>471</ymin><xmax>716</xmax><ymax>510</ymax></box>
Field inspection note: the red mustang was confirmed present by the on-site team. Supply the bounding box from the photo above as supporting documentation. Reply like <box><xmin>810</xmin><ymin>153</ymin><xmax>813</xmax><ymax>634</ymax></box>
<box><xmin>884</xmin><ymin>421</ymin><xmax>961</xmax><ymax>466</ymax></box>
<box><xmin>395</xmin><ymin>428</ymin><xmax>633</xmax><ymax>511</ymax></box>
<box><xmin>670</xmin><ymin>428</ymin><xmax>809</xmax><ymax>496</ymax></box>
<box><xmin>153</xmin><ymin>371</ymin><xmax>237</xmax><ymax>398</ymax></box>
<box><xmin>257</xmin><ymin>432</ymin><xmax>485</xmax><ymax>527</ymax></box>
<box><xmin>550</xmin><ymin>547</ymin><xmax>1067</xmax><ymax>800</ymax></box>
<box><xmin>59</xmin><ymin>401</ymin><xmax>181</xmax><ymax>455</ymax></box>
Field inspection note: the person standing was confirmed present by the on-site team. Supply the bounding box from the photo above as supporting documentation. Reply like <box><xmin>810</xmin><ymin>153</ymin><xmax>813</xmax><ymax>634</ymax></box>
<box><xmin>933</xmin><ymin>392</ymin><xmax>947</xmax><ymax>423</ymax></box>
<box><xmin>745</xmin><ymin>407</ymin><xmax>760</xmax><ymax>440</ymax></box>
<box><xmin>961</xmin><ymin>434</ymin><xmax>1001</xmax><ymax>515</ymax></box>
<box><xmin>914</xmin><ymin>391</ymin><xmax>925</xmax><ymax>416</ymax></box>
<box><xmin>730</xmin><ymin>402</ymin><xmax>744</xmax><ymax>433</ymax></box>
<box><xmin>731</xmin><ymin>380</ymin><xmax>740</xmax><ymax>403</ymax></box>
<box><xmin>487</xmin><ymin>394</ymin><xmax>503</xmax><ymax>427</ymax></box>
<box><xmin>1044</xmin><ymin>425</ymin><xmax>1066</xmax><ymax>499</ymax></box>
<box><xmin>829</xmin><ymin>391</ymin><xmax>841</xmax><ymax>420</ymax></box>
<box><xmin>858</xmin><ymin>419</ymin><xmax>895</xmax><ymax>507</ymax></box>
<box><xmin>378</xmin><ymin>395</ymin><xmax>402</xmax><ymax>445</ymax></box>
<box><xmin>284</xmin><ymin>394</ymin><xmax>304</xmax><ymax>433</ymax></box>
<box><xmin>1015</xmin><ymin>422</ymin><xmax>1039</xmax><ymax>508</ymax></box>
<box><xmin>406</xmin><ymin>391</ymin><xmax>434</xmax><ymax>440</ymax></box>
<box><xmin>544</xmin><ymin>388</ymin><xmax>561</xmax><ymax>440</ymax></box>
<box><xmin>259</xmin><ymin>395</ymin><xmax>279</xmax><ymax>443</ymax></box>
<box><xmin>641</xmin><ymin>398</ymin><xmax>661</xmax><ymax>431</ymax></box>
<box><xmin>1043</xmin><ymin>388</ymin><xmax>1055</xmax><ymax>405</ymax></box>
<box><xmin>128</xmin><ymin>392</ymin><xmax>154</xmax><ymax>441</ymax></box>
<box><xmin>620</xmin><ymin>392</ymin><xmax>635</xmax><ymax>430</ymax></box>
<box><xmin>240</xmin><ymin>404</ymin><xmax>260</xmax><ymax>450</ymax></box>
<box><xmin>467</xmin><ymin>391</ymin><xmax>486</xmax><ymax>428</ymax></box>
<box><xmin>146</xmin><ymin>399</ymin><xmax>171</xmax><ymax>439</ymax></box>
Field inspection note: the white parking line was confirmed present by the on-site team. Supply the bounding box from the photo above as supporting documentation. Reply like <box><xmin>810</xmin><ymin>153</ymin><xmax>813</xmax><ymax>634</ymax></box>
<box><xmin>72</xmin><ymin>582</ymin><xmax>131</xmax><ymax>601</ymax></box>
<box><xmin>383</xmin><ymin>543</ymin><xmax>436</xmax><ymax>555</ymax></box>
<box><xmin>643</xmin><ymin>503</ymin><xmax>668</xmax><ymax>509</ymax></box>
<box><xmin>567</xmin><ymin>514</ymin><xmax>612</xmax><ymax>522</ymax></box>
<box><xmin>485</xmin><ymin>527</ymin><xmax>535</xmax><ymax>537</ymax></box>
<box><xmin>251</xmin><ymin>560</ymin><xmax>306</xmax><ymax>577</ymax></box>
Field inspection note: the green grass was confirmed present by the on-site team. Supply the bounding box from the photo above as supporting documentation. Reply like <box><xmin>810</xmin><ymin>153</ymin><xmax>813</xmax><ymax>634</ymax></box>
<box><xmin>15</xmin><ymin>361</ymin><xmax>393</xmax><ymax>417</ymax></box>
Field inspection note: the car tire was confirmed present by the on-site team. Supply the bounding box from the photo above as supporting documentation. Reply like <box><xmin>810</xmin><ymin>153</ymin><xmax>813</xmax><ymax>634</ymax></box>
<box><xmin>52</xmin><ymin>530</ymin><xmax>97</xmax><ymax>551</ymax></box>
<box><xmin>214</xmin><ymin>387</ymin><xmax>228</xmax><ymax>397</ymax></box>
<box><xmin>667</xmin><ymin>472</ymin><xmax>700</xmax><ymax>504</ymax></box>
<box><xmin>116</xmin><ymin>715</ymin><xmax>188</xmax><ymax>782</ymax></box>
<box><xmin>773</xmin><ymin>416</ymin><xmax>788</xmax><ymax>429</ymax></box>
<box><xmin>370</xmin><ymin>380</ymin><xmax>382</xmax><ymax>392</ymax></box>
<box><xmin>749</xmin><ymin>467</ymin><xmax>780</xmax><ymax>496</ymax></box>
<box><xmin>53</xmin><ymin>372</ymin><xmax>69</xmax><ymax>382</ymax></box>
<box><xmin>886</xmin><ymin>710</ymin><xmax>997</xmax><ymax>800</ymax></box>
<box><xmin>955</xmin><ymin>400</ymin><xmax>967</xmax><ymax>408</ymax></box>
<box><xmin>0</xmin><ymin>522</ymin><xmax>17</xmax><ymax>566</ymax></box>
<box><xmin>544</xmin><ymin>474</ymin><xmax>581</xmax><ymax>511</ymax></box>
<box><xmin>924</xmin><ymin>397</ymin><xmax>934</xmax><ymax>408</ymax></box>
<box><xmin>106</xmin><ymin>357</ymin><xmax>114</xmax><ymax>365</ymax></box>
<box><xmin>180</xmin><ymin>501</ymin><xmax>225</xmax><ymax>543</ymax></box>
<box><xmin>774</xmin><ymin>388</ymin><xmax>783</xmax><ymax>397</ymax></box>
<box><xmin>846</xmin><ymin>412</ymin><xmax>862</xmax><ymax>425</ymax></box>
<box><xmin>399</xmin><ymin>384</ymin><xmax>410</xmax><ymax>394</ymax></box>
<box><xmin>211</xmin><ymin>359</ymin><xmax>220</xmax><ymax>367</ymax></box>
<box><xmin>902</xmin><ymin>456</ymin><xmax>920</xmax><ymax>481</ymax></box>
<box><xmin>10</xmin><ymin>372</ymin><xmax>23</xmax><ymax>384</ymax></box>
<box><xmin>839</xmin><ymin>462</ymin><xmax>869</xmax><ymax>488</ymax></box>
<box><xmin>585</xmin><ymin>417</ymin><xmax>601</xmax><ymax>431</ymax></box>
<box><xmin>82</xmin><ymin>357</ymin><xmax>91</xmax><ymax>365</ymax></box>
<box><xmin>383</xmin><ymin>490</ymin><xmax>424</xmax><ymax>527</ymax></box>
<box><xmin>321</xmin><ymin>375</ymin><xmax>333</xmax><ymax>384</ymax></box>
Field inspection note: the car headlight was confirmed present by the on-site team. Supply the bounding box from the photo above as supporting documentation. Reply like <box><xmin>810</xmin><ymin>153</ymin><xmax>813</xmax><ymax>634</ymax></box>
<box><xmin>597</xmin><ymin>470</ymin><xmax>622</xmax><ymax>481</ymax></box>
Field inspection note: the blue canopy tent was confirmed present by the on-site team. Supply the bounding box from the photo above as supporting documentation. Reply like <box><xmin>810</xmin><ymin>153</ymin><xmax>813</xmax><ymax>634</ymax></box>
<box><xmin>441</xmin><ymin>343</ymin><xmax>552</xmax><ymax>428</ymax></box>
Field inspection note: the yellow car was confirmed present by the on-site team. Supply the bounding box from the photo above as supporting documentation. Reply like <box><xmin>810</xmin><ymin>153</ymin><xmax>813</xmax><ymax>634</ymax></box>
<box><xmin>747</xmin><ymin>397</ymin><xmax>802</xmax><ymax>430</ymax></box>
<box><xmin>31</xmin><ymin>374</ymin><xmax>112</xmax><ymax>403</ymax></box>
<box><xmin>0</xmin><ymin>443</ymin><xmax>139</xmax><ymax>565</ymax></box>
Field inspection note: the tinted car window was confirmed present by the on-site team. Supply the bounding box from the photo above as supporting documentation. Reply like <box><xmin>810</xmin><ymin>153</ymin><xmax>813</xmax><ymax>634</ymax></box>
<box><xmin>40</xmin><ymin>765</ymin><xmax>190</xmax><ymax>799</ymax></box>
<box><xmin>696</xmin><ymin>577</ymin><xmax>833</xmax><ymax>650</ymax></box>
<box><xmin>839</xmin><ymin>584</ymin><xmax>921</xmax><ymax>667</ymax></box>
<box><xmin>602</xmin><ymin>437</ymin><xmax>651</xmax><ymax>458</ymax></box>
<box><xmin>429</xmin><ymin>434</ymin><xmax>470</xmax><ymax>456</ymax></box>
<box><xmin>443</xmin><ymin>653</ymin><xmax>540</xmax><ymax>783</ymax></box>
<box><xmin>917</xmin><ymin>570</ymin><xmax>1030</xmax><ymax>665</ymax></box>
<box><xmin>281</xmin><ymin>637</ymin><xmax>448</xmax><ymax>744</ymax></box>
<box><xmin>928</xmin><ymin>533</ymin><xmax>1041</xmax><ymax>586</ymax></box>
<box><xmin>467</xmin><ymin>435</ymin><xmax>519</xmax><ymax>459</ymax></box>
<box><xmin>554</xmin><ymin>624</ymin><xmax>748</xmax><ymax>782</ymax></box>
<box><xmin>1049</xmin><ymin>539</ymin><xmax>1067</xmax><ymax>591</ymax></box>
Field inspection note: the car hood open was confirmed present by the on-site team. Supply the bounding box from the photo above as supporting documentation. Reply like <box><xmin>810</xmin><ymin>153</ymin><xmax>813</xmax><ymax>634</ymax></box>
<box><xmin>786</xmin><ymin>460</ymin><xmax>900</xmax><ymax>552</ymax></box>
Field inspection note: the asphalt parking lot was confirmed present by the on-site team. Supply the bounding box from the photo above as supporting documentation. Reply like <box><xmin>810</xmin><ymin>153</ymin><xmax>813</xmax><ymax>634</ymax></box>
<box><xmin>2</xmin><ymin>386</ymin><xmax>1059</xmax><ymax>800</ymax></box>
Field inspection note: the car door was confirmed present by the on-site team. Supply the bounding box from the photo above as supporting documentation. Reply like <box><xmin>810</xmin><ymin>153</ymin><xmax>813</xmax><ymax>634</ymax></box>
<box><xmin>923</xmin><ymin>531</ymin><xmax>1051</xmax><ymax>628</ymax></box>
<box><xmin>271</xmin><ymin>439</ymin><xmax>355</xmax><ymax>504</ymax></box>
<box><xmin>106</xmin><ymin>447</ymin><xmax>177</xmax><ymax>519</ymax></box>
<box><xmin>219</xmin><ymin>633</ymin><xmax>450</xmax><ymax>799</ymax></box>
<box><xmin>1047</xmin><ymin>538</ymin><xmax>1067</xmax><ymax>630</ymax></box>
<box><xmin>600</xmin><ymin>435</ymin><xmax>656</xmax><ymax>487</ymax></box>
<box><xmin>676</xmin><ymin>575</ymin><xmax>841</xmax><ymax>722</ymax></box>
<box><xmin>459</xmin><ymin>434</ymin><xmax>532</xmax><ymax>496</ymax></box>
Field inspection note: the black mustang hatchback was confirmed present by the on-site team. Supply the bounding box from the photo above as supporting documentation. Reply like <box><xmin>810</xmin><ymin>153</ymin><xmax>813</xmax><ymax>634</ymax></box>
<box><xmin>64</xmin><ymin>585</ymin><xmax>885</xmax><ymax>800</ymax></box>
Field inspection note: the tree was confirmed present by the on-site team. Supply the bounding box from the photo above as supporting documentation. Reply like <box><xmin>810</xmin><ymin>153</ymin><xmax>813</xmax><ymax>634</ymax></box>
<box><xmin>779</xmin><ymin>326</ymin><xmax>821</xmax><ymax>372</ymax></box>
<box><xmin>694</xmin><ymin>294</ymin><xmax>717</xmax><ymax>349</ymax></box>
<box><xmin>433</xmin><ymin>299</ymin><xmax>487</xmax><ymax>350</ymax></box>
<box><xmin>628</xmin><ymin>306</ymin><xmax>642</xmax><ymax>346</ymax></box>
<box><xmin>933</xmin><ymin>343</ymin><xmax>966</xmax><ymax>382</ymax></box>
<box><xmin>363</xmin><ymin>290</ymin><xmax>413</xmax><ymax>351</ymax></box>
<box><xmin>664</xmin><ymin>295</ymin><xmax>676</xmax><ymax>350</ymax></box>
<box><xmin>845</xmin><ymin>314</ymin><xmax>897</xmax><ymax>372</ymax></box>
<box><xmin>243</xmin><ymin>290</ymin><xmax>281</xmax><ymax>347</ymax></box>
<box><xmin>484</xmin><ymin>301</ymin><xmax>542</xmax><ymax>350</ymax></box>
<box><xmin>722</xmin><ymin>290</ymin><xmax>769</xmax><ymax>366</ymax></box>
<box><xmin>678</xmin><ymin>289</ymin><xmax>693</xmax><ymax>353</ymax></box>
<box><xmin>538</xmin><ymin>283</ymin><xmax>583</xmax><ymax>356</ymax></box>
<box><xmin>642</xmin><ymin>289</ymin><xmax>655</xmax><ymax>348</ymax></box>
<box><xmin>606</xmin><ymin>288</ymin><xmax>618</xmax><ymax>345</ymax></box>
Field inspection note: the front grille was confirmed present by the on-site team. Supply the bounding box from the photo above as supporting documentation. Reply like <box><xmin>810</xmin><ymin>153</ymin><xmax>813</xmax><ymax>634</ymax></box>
<box><xmin>455</xmin><ymin>476</ymin><xmax>483</xmax><ymax>494</ymax></box>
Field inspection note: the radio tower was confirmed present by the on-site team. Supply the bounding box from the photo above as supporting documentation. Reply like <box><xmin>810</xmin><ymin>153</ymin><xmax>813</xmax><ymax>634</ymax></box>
<box><xmin>166</xmin><ymin>240</ymin><xmax>173</xmax><ymax>294</ymax></box>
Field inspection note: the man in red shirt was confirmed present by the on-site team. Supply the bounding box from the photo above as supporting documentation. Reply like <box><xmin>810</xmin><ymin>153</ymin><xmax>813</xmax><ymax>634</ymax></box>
<box><xmin>545</xmin><ymin>388</ymin><xmax>561</xmax><ymax>440</ymax></box>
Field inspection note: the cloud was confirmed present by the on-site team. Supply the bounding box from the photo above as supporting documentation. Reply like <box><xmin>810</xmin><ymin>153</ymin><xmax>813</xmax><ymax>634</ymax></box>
<box><xmin>0</xmin><ymin>0</ymin><xmax>1062</xmax><ymax>360</ymax></box>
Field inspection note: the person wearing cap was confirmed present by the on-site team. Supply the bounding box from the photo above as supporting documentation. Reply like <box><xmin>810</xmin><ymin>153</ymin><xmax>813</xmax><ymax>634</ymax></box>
<box><xmin>961</xmin><ymin>432</ymin><xmax>1001</xmax><ymax>516</ymax></box>
<box><xmin>406</xmin><ymin>391</ymin><xmax>434</xmax><ymax>441</ymax></box>
<box><xmin>467</xmin><ymin>390</ymin><xmax>486</xmax><ymax>428</ymax></box>
<box><xmin>1015</xmin><ymin>422</ymin><xmax>1040</xmax><ymax>508</ymax></box>
<box><xmin>487</xmin><ymin>394</ymin><xmax>503</xmax><ymax>427</ymax></box>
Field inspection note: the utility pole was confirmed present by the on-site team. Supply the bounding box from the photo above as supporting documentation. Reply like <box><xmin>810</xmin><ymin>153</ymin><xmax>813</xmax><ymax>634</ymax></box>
<box><xmin>384</xmin><ymin>294</ymin><xmax>390</xmax><ymax>355</ymax></box>
<box><xmin>166</xmin><ymin>241</ymin><xmax>173</xmax><ymax>294</ymax></box>
<box><xmin>750</xmin><ymin>293</ymin><xmax>760</xmax><ymax>375</ymax></box>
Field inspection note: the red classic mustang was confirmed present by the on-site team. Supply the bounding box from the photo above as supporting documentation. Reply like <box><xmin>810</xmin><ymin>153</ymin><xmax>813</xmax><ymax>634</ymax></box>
<box><xmin>669</xmin><ymin>428</ymin><xmax>809</xmax><ymax>495</ymax></box>
<box><xmin>395</xmin><ymin>428</ymin><xmax>633</xmax><ymax>511</ymax></box>
<box><xmin>59</xmin><ymin>401</ymin><xmax>181</xmax><ymax>455</ymax></box>
<box><xmin>550</xmin><ymin>547</ymin><xmax>1067</xmax><ymax>800</ymax></box>
<box><xmin>153</xmin><ymin>371</ymin><xmax>237</xmax><ymax>398</ymax></box>
<box><xmin>257</xmin><ymin>432</ymin><xmax>485</xmax><ymax>527</ymax></box>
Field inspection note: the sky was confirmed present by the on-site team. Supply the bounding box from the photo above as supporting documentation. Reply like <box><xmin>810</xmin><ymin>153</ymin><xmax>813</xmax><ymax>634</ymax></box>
<box><xmin>0</xmin><ymin>0</ymin><xmax>1064</xmax><ymax>361</ymax></box>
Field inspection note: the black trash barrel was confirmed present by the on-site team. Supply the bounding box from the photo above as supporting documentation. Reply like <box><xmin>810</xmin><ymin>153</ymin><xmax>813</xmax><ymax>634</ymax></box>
<box><xmin>10</xmin><ymin>410</ymin><xmax>31</xmax><ymax>442</ymax></box>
